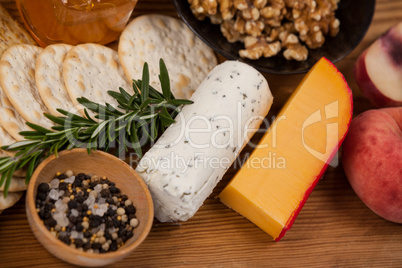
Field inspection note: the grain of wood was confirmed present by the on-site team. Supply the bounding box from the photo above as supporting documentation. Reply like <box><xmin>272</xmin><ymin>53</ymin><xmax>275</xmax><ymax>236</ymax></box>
<box><xmin>0</xmin><ymin>0</ymin><xmax>401</xmax><ymax>267</ymax></box>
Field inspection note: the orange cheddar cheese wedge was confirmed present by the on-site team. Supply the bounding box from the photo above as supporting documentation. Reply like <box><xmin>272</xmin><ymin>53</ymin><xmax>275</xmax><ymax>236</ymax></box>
<box><xmin>218</xmin><ymin>58</ymin><xmax>353</xmax><ymax>241</ymax></box>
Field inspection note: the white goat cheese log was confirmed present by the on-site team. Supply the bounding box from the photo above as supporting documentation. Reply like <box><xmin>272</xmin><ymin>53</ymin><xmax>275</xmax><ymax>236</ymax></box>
<box><xmin>136</xmin><ymin>61</ymin><xmax>273</xmax><ymax>222</ymax></box>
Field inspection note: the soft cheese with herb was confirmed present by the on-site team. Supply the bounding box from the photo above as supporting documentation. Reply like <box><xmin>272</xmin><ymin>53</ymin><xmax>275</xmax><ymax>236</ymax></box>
<box><xmin>136</xmin><ymin>61</ymin><xmax>273</xmax><ymax>222</ymax></box>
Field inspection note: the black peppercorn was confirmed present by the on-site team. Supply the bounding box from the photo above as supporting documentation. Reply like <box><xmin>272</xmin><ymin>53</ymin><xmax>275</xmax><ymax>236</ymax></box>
<box><xmin>37</xmin><ymin>191</ymin><xmax>47</xmax><ymax>201</ymax></box>
<box><xmin>109</xmin><ymin>241</ymin><xmax>118</xmax><ymax>251</ymax></box>
<box><xmin>38</xmin><ymin>183</ymin><xmax>50</xmax><ymax>193</ymax></box>
<box><xmin>75</xmin><ymin>195</ymin><xmax>85</xmax><ymax>204</ymax></box>
<box><xmin>57</xmin><ymin>174</ymin><xmax>67</xmax><ymax>180</ymax></box>
<box><xmin>72</xmin><ymin>179</ymin><xmax>82</xmax><ymax>187</ymax></box>
<box><xmin>43</xmin><ymin>211</ymin><xmax>51</xmax><ymax>219</ymax></box>
<box><xmin>83</xmin><ymin>242</ymin><xmax>92</xmax><ymax>250</ymax></box>
<box><xmin>104</xmin><ymin>232</ymin><xmax>112</xmax><ymax>241</ymax></box>
<box><xmin>126</xmin><ymin>205</ymin><xmax>136</xmax><ymax>215</ymax></box>
<box><xmin>82</xmin><ymin>204</ymin><xmax>88</xmax><ymax>211</ymax></box>
<box><xmin>106</xmin><ymin>208</ymin><xmax>115</xmax><ymax>217</ymax></box>
<box><xmin>58</xmin><ymin>182</ymin><xmax>68</xmax><ymax>191</ymax></box>
<box><xmin>118</xmin><ymin>228</ymin><xmax>127</xmax><ymax>238</ymax></box>
<box><xmin>84</xmin><ymin>231</ymin><xmax>92</xmax><ymax>238</ymax></box>
<box><xmin>69</xmin><ymin>215</ymin><xmax>78</xmax><ymax>225</ymax></box>
<box><xmin>92</xmin><ymin>243</ymin><xmax>101</xmax><ymax>250</ymax></box>
<box><xmin>76</xmin><ymin>223</ymin><xmax>84</xmax><ymax>232</ymax></box>
<box><xmin>109</xmin><ymin>186</ymin><xmax>119</xmax><ymax>194</ymax></box>
<box><xmin>90</xmin><ymin>215</ymin><xmax>102</xmax><ymax>228</ymax></box>
<box><xmin>74</xmin><ymin>238</ymin><xmax>84</xmax><ymax>248</ymax></box>
<box><xmin>38</xmin><ymin>208</ymin><xmax>46</xmax><ymax>219</ymax></box>
<box><xmin>105</xmin><ymin>198</ymin><xmax>114</xmax><ymax>204</ymax></box>
<box><xmin>44</xmin><ymin>217</ymin><xmax>57</xmax><ymax>227</ymax></box>
<box><xmin>59</xmin><ymin>234</ymin><xmax>71</xmax><ymax>245</ymax></box>
<box><xmin>67</xmin><ymin>200</ymin><xmax>77</xmax><ymax>209</ymax></box>
<box><xmin>112</xmin><ymin>218</ymin><xmax>120</xmax><ymax>228</ymax></box>
<box><xmin>76</xmin><ymin>173</ymin><xmax>86</xmax><ymax>181</ymax></box>
<box><xmin>100</xmin><ymin>189</ymin><xmax>110</xmax><ymax>198</ymax></box>
<box><xmin>106</xmin><ymin>219</ymin><xmax>114</xmax><ymax>228</ymax></box>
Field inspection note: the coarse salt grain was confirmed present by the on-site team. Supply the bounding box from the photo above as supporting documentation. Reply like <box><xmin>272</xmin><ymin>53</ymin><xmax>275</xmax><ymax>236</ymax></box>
<box><xmin>49</xmin><ymin>189</ymin><xmax>60</xmax><ymax>200</ymax></box>
<box><xmin>71</xmin><ymin>209</ymin><xmax>79</xmax><ymax>217</ymax></box>
<box><xmin>84</xmin><ymin>195</ymin><xmax>95</xmax><ymax>206</ymax></box>
<box><xmin>53</xmin><ymin>212</ymin><xmax>69</xmax><ymax>227</ymax></box>
<box><xmin>64</xmin><ymin>176</ymin><xmax>75</xmax><ymax>184</ymax></box>
<box><xmin>49</xmin><ymin>179</ymin><xmax>59</xmax><ymax>189</ymax></box>
<box><xmin>71</xmin><ymin>230</ymin><xmax>79</xmax><ymax>239</ymax></box>
<box><xmin>94</xmin><ymin>184</ymin><xmax>103</xmax><ymax>193</ymax></box>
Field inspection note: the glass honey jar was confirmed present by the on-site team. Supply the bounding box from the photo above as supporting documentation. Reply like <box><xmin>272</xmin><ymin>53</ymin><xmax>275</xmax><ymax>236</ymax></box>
<box><xmin>16</xmin><ymin>0</ymin><xmax>138</xmax><ymax>47</ymax></box>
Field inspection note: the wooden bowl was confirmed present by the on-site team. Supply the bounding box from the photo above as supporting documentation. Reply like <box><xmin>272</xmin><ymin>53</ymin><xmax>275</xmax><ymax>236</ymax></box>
<box><xmin>26</xmin><ymin>148</ymin><xmax>154</xmax><ymax>267</ymax></box>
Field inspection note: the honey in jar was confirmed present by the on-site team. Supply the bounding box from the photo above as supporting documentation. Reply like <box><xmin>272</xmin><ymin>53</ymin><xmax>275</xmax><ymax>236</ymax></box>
<box><xmin>16</xmin><ymin>0</ymin><xmax>138</xmax><ymax>47</ymax></box>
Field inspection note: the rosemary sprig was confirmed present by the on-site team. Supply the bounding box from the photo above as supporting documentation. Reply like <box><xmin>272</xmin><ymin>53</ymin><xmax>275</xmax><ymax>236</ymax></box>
<box><xmin>0</xmin><ymin>59</ymin><xmax>193</xmax><ymax>197</ymax></box>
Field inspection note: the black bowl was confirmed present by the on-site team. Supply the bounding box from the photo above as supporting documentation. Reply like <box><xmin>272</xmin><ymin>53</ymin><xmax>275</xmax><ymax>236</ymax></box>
<box><xmin>172</xmin><ymin>0</ymin><xmax>376</xmax><ymax>74</ymax></box>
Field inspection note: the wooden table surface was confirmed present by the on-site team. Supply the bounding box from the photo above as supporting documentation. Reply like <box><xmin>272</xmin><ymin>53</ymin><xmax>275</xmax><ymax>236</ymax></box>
<box><xmin>1</xmin><ymin>0</ymin><xmax>401</xmax><ymax>267</ymax></box>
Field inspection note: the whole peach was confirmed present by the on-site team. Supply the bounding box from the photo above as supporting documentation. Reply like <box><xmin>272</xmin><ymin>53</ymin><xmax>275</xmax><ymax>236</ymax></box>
<box><xmin>342</xmin><ymin>107</ymin><xmax>402</xmax><ymax>223</ymax></box>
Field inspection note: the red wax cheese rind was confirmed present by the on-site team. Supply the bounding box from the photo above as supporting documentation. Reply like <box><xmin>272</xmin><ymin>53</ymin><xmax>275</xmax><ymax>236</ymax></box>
<box><xmin>218</xmin><ymin>58</ymin><xmax>353</xmax><ymax>241</ymax></box>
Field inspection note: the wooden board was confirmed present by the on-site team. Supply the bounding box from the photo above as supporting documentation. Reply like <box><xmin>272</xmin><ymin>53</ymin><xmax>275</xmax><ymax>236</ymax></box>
<box><xmin>0</xmin><ymin>0</ymin><xmax>401</xmax><ymax>267</ymax></box>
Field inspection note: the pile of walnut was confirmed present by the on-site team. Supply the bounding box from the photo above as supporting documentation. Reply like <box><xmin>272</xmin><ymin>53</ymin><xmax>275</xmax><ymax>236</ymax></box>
<box><xmin>188</xmin><ymin>0</ymin><xmax>340</xmax><ymax>61</ymax></box>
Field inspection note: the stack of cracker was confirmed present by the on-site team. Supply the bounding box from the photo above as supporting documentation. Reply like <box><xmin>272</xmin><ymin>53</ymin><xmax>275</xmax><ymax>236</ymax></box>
<box><xmin>0</xmin><ymin>5</ymin><xmax>36</xmax><ymax>213</ymax></box>
<box><xmin>0</xmin><ymin>9</ymin><xmax>217</xmax><ymax>213</ymax></box>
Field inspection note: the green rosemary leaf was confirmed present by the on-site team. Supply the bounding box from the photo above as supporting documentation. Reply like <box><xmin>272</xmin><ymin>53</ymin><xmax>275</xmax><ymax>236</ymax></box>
<box><xmin>3</xmin><ymin>163</ymin><xmax>17</xmax><ymax>197</ymax></box>
<box><xmin>67</xmin><ymin>142</ymin><xmax>77</xmax><ymax>150</ymax></box>
<box><xmin>57</xmin><ymin>109</ymin><xmax>91</xmax><ymax>124</ymax></box>
<box><xmin>25</xmin><ymin>152</ymin><xmax>41</xmax><ymax>184</ymax></box>
<box><xmin>159</xmin><ymin>59</ymin><xmax>171</xmax><ymax>100</ymax></box>
<box><xmin>107</xmin><ymin>91</ymin><xmax>124</xmax><ymax>101</ymax></box>
<box><xmin>98</xmin><ymin>129</ymin><xmax>107</xmax><ymax>149</ymax></box>
<box><xmin>167</xmin><ymin>99</ymin><xmax>194</xmax><ymax>105</ymax></box>
<box><xmin>78</xmin><ymin>97</ymin><xmax>101</xmax><ymax>113</ymax></box>
<box><xmin>151</xmin><ymin>118</ymin><xmax>158</xmax><ymax>140</ymax></box>
<box><xmin>131</xmin><ymin>81</ymin><xmax>140</xmax><ymax>96</ymax></box>
<box><xmin>130</xmin><ymin>122</ymin><xmax>142</xmax><ymax>158</ymax></box>
<box><xmin>19</xmin><ymin>131</ymin><xmax>43</xmax><ymax>137</ymax></box>
<box><xmin>83</xmin><ymin>124</ymin><xmax>100</xmax><ymax>135</ymax></box>
<box><xmin>118</xmin><ymin>87</ymin><xmax>132</xmax><ymax>101</ymax></box>
<box><xmin>84</xmin><ymin>109</ymin><xmax>96</xmax><ymax>123</ymax></box>
<box><xmin>0</xmin><ymin>171</ymin><xmax>8</xmax><ymax>189</ymax></box>
<box><xmin>139</xmin><ymin>113</ymin><xmax>158</xmax><ymax>120</ymax></box>
<box><xmin>91</xmin><ymin>120</ymin><xmax>109</xmax><ymax>139</ymax></box>
<box><xmin>18</xmin><ymin>153</ymin><xmax>38</xmax><ymax>169</ymax></box>
<box><xmin>0</xmin><ymin>157</ymin><xmax>10</xmax><ymax>166</ymax></box>
<box><xmin>5</xmin><ymin>140</ymin><xmax>40</xmax><ymax>150</ymax></box>
<box><xmin>141</xmin><ymin>62</ymin><xmax>149</xmax><ymax>103</ymax></box>
<box><xmin>0</xmin><ymin>160</ymin><xmax>16</xmax><ymax>174</ymax></box>
<box><xmin>107</xmin><ymin>121</ymin><xmax>116</xmax><ymax>142</ymax></box>
<box><xmin>46</xmin><ymin>128</ymin><xmax>77</xmax><ymax>137</ymax></box>
<box><xmin>23</xmin><ymin>135</ymin><xmax>47</xmax><ymax>141</ymax></box>
<box><xmin>127</xmin><ymin>94</ymin><xmax>138</xmax><ymax>109</ymax></box>
<box><xmin>25</xmin><ymin>122</ymin><xmax>54</xmax><ymax>134</ymax></box>
<box><xmin>139</xmin><ymin>98</ymin><xmax>151</xmax><ymax>111</ymax></box>
<box><xmin>44</xmin><ymin>114</ymin><xmax>67</xmax><ymax>126</ymax></box>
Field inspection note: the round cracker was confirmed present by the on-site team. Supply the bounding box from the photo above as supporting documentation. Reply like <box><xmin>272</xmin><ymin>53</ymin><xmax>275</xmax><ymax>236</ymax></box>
<box><xmin>118</xmin><ymin>14</ymin><xmax>217</xmax><ymax>99</ymax></box>
<box><xmin>0</xmin><ymin>177</ymin><xmax>27</xmax><ymax>192</ymax></box>
<box><xmin>0</xmin><ymin>44</ymin><xmax>53</xmax><ymax>129</ymax></box>
<box><xmin>0</xmin><ymin>5</ymin><xmax>36</xmax><ymax>57</ymax></box>
<box><xmin>63</xmin><ymin>43</ymin><xmax>131</xmax><ymax>116</ymax></box>
<box><xmin>0</xmin><ymin>191</ymin><xmax>23</xmax><ymax>210</ymax></box>
<box><xmin>36</xmin><ymin>44</ymin><xmax>75</xmax><ymax>116</ymax></box>
<box><xmin>0</xmin><ymin>85</ymin><xmax>30</xmax><ymax>141</ymax></box>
